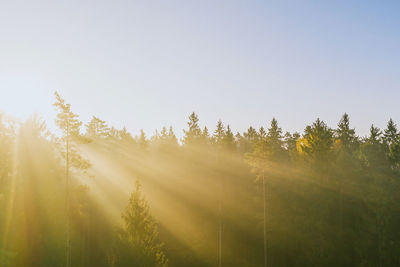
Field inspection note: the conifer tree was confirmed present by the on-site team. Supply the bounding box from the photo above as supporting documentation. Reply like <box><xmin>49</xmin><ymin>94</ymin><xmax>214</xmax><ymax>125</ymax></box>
<box><xmin>213</xmin><ymin>120</ymin><xmax>225</xmax><ymax>148</ymax></box>
<box><xmin>266</xmin><ymin>118</ymin><xmax>285</xmax><ymax>161</ymax></box>
<box><xmin>240</xmin><ymin>126</ymin><xmax>259</xmax><ymax>153</ymax></box>
<box><xmin>359</xmin><ymin>125</ymin><xmax>386</xmax><ymax>169</ymax></box>
<box><xmin>157</xmin><ymin>126</ymin><xmax>178</xmax><ymax>150</ymax></box>
<box><xmin>109</xmin><ymin>181</ymin><xmax>168</xmax><ymax>267</ymax></box>
<box><xmin>284</xmin><ymin>132</ymin><xmax>300</xmax><ymax>151</ymax></box>
<box><xmin>245</xmin><ymin>126</ymin><xmax>269</xmax><ymax>267</ymax></box>
<box><xmin>212</xmin><ymin>120</ymin><xmax>225</xmax><ymax>267</ymax></box>
<box><xmin>85</xmin><ymin>116</ymin><xmax>110</xmax><ymax>139</ymax></box>
<box><xmin>200</xmin><ymin>126</ymin><xmax>210</xmax><ymax>146</ymax></box>
<box><xmin>119</xmin><ymin>127</ymin><xmax>135</xmax><ymax>143</ymax></box>
<box><xmin>223</xmin><ymin>125</ymin><xmax>236</xmax><ymax>151</ymax></box>
<box><xmin>53</xmin><ymin>91</ymin><xmax>89</xmax><ymax>267</ymax></box>
<box><xmin>138</xmin><ymin>129</ymin><xmax>149</xmax><ymax>151</ymax></box>
<box><xmin>168</xmin><ymin>126</ymin><xmax>178</xmax><ymax>146</ymax></box>
<box><xmin>299</xmin><ymin>118</ymin><xmax>334</xmax><ymax>168</ymax></box>
<box><xmin>182</xmin><ymin>112</ymin><xmax>202</xmax><ymax>146</ymax></box>
<box><xmin>335</xmin><ymin>113</ymin><xmax>357</xmax><ymax>154</ymax></box>
<box><xmin>383</xmin><ymin>119</ymin><xmax>400</xmax><ymax>170</ymax></box>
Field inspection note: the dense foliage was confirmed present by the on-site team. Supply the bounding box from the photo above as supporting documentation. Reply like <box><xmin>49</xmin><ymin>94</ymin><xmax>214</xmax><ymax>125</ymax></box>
<box><xmin>1</xmin><ymin>94</ymin><xmax>400</xmax><ymax>266</ymax></box>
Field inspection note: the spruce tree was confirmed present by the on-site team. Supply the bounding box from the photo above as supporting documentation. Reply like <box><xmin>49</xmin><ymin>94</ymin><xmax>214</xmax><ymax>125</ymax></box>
<box><xmin>335</xmin><ymin>113</ymin><xmax>357</xmax><ymax>153</ymax></box>
<box><xmin>85</xmin><ymin>116</ymin><xmax>110</xmax><ymax>139</ymax></box>
<box><xmin>53</xmin><ymin>92</ymin><xmax>90</xmax><ymax>267</ymax></box>
<box><xmin>359</xmin><ymin>125</ymin><xmax>386</xmax><ymax>169</ymax></box>
<box><xmin>168</xmin><ymin>126</ymin><xmax>178</xmax><ymax>146</ymax></box>
<box><xmin>223</xmin><ymin>125</ymin><xmax>236</xmax><ymax>151</ymax></box>
<box><xmin>212</xmin><ymin>119</ymin><xmax>225</xmax><ymax>267</ymax></box>
<box><xmin>213</xmin><ymin>120</ymin><xmax>225</xmax><ymax>148</ymax></box>
<box><xmin>138</xmin><ymin>129</ymin><xmax>149</xmax><ymax>151</ymax></box>
<box><xmin>383</xmin><ymin>119</ymin><xmax>400</xmax><ymax>170</ymax></box>
<box><xmin>245</xmin><ymin>126</ymin><xmax>269</xmax><ymax>267</ymax></box>
<box><xmin>266</xmin><ymin>118</ymin><xmax>285</xmax><ymax>161</ymax></box>
<box><xmin>300</xmin><ymin>118</ymin><xmax>334</xmax><ymax>167</ymax></box>
<box><xmin>109</xmin><ymin>181</ymin><xmax>168</xmax><ymax>267</ymax></box>
<box><xmin>182</xmin><ymin>112</ymin><xmax>202</xmax><ymax>146</ymax></box>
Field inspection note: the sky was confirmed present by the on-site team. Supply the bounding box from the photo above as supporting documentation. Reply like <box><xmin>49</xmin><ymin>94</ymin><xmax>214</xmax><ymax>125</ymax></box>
<box><xmin>0</xmin><ymin>0</ymin><xmax>399</xmax><ymax>138</ymax></box>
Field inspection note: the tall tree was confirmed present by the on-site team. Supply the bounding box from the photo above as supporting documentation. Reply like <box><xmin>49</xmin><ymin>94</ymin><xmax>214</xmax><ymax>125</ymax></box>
<box><xmin>383</xmin><ymin>119</ymin><xmax>400</xmax><ymax>170</ymax></box>
<box><xmin>109</xmin><ymin>181</ymin><xmax>168</xmax><ymax>267</ymax></box>
<box><xmin>245</xmin><ymin>126</ymin><xmax>269</xmax><ymax>267</ymax></box>
<box><xmin>119</xmin><ymin>127</ymin><xmax>135</xmax><ymax>143</ymax></box>
<box><xmin>212</xmin><ymin>120</ymin><xmax>225</xmax><ymax>267</ymax></box>
<box><xmin>213</xmin><ymin>120</ymin><xmax>225</xmax><ymax>148</ymax></box>
<box><xmin>359</xmin><ymin>125</ymin><xmax>386</xmax><ymax>169</ymax></box>
<box><xmin>223</xmin><ymin>125</ymin><xmax>236</xmax><ymax>151</ymax></box>
<box><xmin>182</xmin><ymin>112</ymin><xmax>202</xmax><ymax>146</ymax></box>
<box><xmin>284</xmin><ymin>131</ymin><xmax>300</xmax><ymax>160</ymax></box>
<box><xmin>85</xmin><ymin>116</ymin><xmax>110</xmax><ymax>139</ymax></box>
<box><xmin>168</xmin><ymin>126</ymin><xmax>178</xmax><ymax>146</ymax></box>
<box><xmin>53</xmin><ymin>92</ymin><xmax>89</xmax><ymax>267</ymax></box>
<box><xmin>200</xmin><ymin>126</ymin><xmax>210</xmax><ymax>146</ymax></box>
<box><xmin>138</xmin><ymin>129</ymin><xmax>149</xmax><ymax>151</ymax></box>
<box><xmin>335</xmin><ymin>113</ymin><xmax>358</xmax><ymax>154</ymax></box>
<box><xmin>266</xmin><ymin>118</ymin><xmax>286</xmax><ymax>161</ymax></box>
<box><xmin>298</xmin><ymin>118</ymin><xmax>334</xmax><ymax>168</ymax></box>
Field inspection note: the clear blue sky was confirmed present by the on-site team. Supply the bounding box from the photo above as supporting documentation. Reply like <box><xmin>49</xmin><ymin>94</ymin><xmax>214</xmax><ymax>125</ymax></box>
<box><xmin>0</xmin><ymin>0</ymin><xmax>399</xmax><ymax>137</ymax></box>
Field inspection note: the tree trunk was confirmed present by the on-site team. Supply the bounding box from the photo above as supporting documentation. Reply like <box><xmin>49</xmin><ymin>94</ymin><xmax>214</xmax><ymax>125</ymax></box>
<box><xmin>263</xmin><ymin>168</ymin><xmax>267</xmax><ymax>267</ymax></box>
<box><xmin>66</xmin><ymin>125</ymin><xmax>71</xmax><ymax>267</ymax></box>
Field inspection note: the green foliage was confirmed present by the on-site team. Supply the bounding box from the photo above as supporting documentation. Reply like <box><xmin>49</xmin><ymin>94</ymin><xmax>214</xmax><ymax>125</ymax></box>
<box><xmin>383</xmin><ymin>119</ymin><xmax>400</xmax><ymax>170</ymax></box>
<box><xmin>182</xmin><ymin>112</ymin><xmax>202</xmax><ymax>146</ymax></box>
<box><xmin>335</xmin><ymin>113</ymin><xmax>358</xmax><ymax>153</ymax></box>
<box><xmin>359</xmin><ymin>125</ymin><xmax>387</xmax><ymax>170</ymax></box>
<box><xmin>299</xmin><ymin>118</ymin><xmax>334</xmax><ymax>167</ymax></box>
<box><xmin>2</xmin><ymin>102</ymin><xmax>400</xmax><ymax>267</ymax></box>
<box><xmin>109</xmin><ymin>181</ymin><xmax>168</xmax><ymax>267</ymax></box>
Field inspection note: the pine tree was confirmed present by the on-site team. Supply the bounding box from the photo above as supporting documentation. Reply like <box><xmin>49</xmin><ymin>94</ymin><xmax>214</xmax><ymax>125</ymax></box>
<box><xmin>368</xmin><ymin>125</ymin><xmax>382</xmax><ymax>144</ymax></box>
<box><xmin>157</xmin><ymin>126</ymin><xmax>178</xmax><ymax>151</ymax></box>
<box><xmin>284</xmin><ymin>132</ymin><xmax>300</xmax><ymax>151</ymax></box>
<box><xmin>53</xmin><ymin>91</ymin><xmax>90</xmax><ymax>267</ymax></box>
<box><xmin>335</xmin><ymin>113</ymin><xmax>357</xmax><ymax>154</ymax></box>
<box><xmin>138</xmin><ymin>129</ymin><xmax>149</xmax><ymax>151</ymax></box>
<box><xmin>238</xmin><ymin>126</ymin><xmax>259</xmax><ymax>153</ymax></box>
<box><xmin>359</xmin><ymin>125</ymin><xmax>387</xmax><ymax>169</ymax></box>
<box><xmin>119</xmin><ymin>127</ymin><xmax>135</xmax><ymax>143</ymax></box>
<box><xmin>299</xmin><ymin>118</ymin><xmax>334</xmax><ymax>168</ymax></box>
<box><xmin>383</xmin><ymin>119</ymin><xmax>400</xmax><ymax>170</ymax></box>
<box><xmin>223</xmin><ymin>125</ymin><xmax>236</xmax><ymax>151</ymax></box>
<box><xmin>85</xmin><ymin>116</ymin><xmax>110</xmax><ymax>139</ymax></box>
<box><xmin>182</xmin><ymin>112</ymin><xmax>202</xmax><ymax>146</ymax></box>
<box><xmin>168</xmin><ymin>126</ymin><xmax>178</xmax><ymax>146</ymax></box>
<box><xmin>213</xmin><ymin>120</ymin><xmax>225</xmax><ymax>148</ymax></box>
<box><xmin>266</xmin><ymin>118</ymin><xmax>285</xmax><ymax>161</ymax></box>
<box><xmin>245</xmin><ymin>126</ymin><xmax>269</xmax><ymax>267</ymax></box>
<box><xmin>109</xmin><ymin>181</ymin><xmax>168</xmax><ymax>267</ymax></box>
<box><xmin>212</xmin><ymin>119</ymin><xmax>225</xmax><ymax>267</ymax></box>
<box><xmin>200</xmin><ymin>126</ymin><xmax>210</xmax><ymax>146</ymax></box>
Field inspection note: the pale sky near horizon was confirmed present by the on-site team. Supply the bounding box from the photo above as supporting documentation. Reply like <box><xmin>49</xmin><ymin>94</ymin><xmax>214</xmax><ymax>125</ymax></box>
<box><xmin>0</xmin><ymin>0</ymin><xmax>399</xmax><ymax>138</ymax></box>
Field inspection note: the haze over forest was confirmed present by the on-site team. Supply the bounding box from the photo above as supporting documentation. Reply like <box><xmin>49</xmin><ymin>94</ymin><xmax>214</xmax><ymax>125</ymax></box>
<box><xmin>1</xmin><ymin>1</ymin><xmax>400</xmax><ymax>267</ymax></box>
<box><xmin>1</xmin><ymin>92</ymin><xmax>400</xmax><ymax>266</ymax></box>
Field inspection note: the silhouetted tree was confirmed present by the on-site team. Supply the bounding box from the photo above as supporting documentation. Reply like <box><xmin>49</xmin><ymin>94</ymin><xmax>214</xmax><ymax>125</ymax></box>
<box><xmin>108</xmin><ymin>181</ymin><xmax>168</xmax><ymax>267</ymax></box>
<box><xmin>53</xmin><ymin>92</ymin><xmax>90</xmax><ymax>267</ymax></box>
<box><xmin>182</xmin><ymin>112</ymin><xmax>202</xmax><ymax>146</ymax></box>
<box><xmin>383</xmin><ymin>119</ymin><xmax>400</xmax><ymax>171</ymax></box>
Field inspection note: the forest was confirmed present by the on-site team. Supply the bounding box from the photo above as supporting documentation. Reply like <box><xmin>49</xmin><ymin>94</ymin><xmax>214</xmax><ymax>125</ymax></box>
<box><xmin>1</xmin><ymin>92</ymin><xmax>400</xmax><ymax>267</ymax></box>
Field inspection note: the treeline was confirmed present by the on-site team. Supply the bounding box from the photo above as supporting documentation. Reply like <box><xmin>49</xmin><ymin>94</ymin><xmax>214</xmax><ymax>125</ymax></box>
<box><xmin>1</xmin><ymin>93</ymin><xmax>400</xmax><ymax>266</ymax></box>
